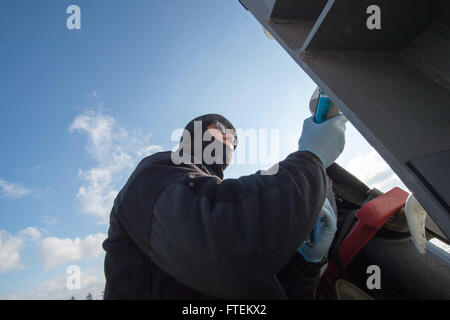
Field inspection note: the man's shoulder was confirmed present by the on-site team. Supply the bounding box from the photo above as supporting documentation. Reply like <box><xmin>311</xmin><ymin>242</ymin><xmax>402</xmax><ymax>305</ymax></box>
<box><xmin>123</xmin><ymin>151</ymin><xmax>208</xmax><ymax>200</ymax></box>
<box><xmin>125</xmin><ymin>151</ymin><xmax>173</xmax><ymax>183</ymax></box>
<box><xmin>135</xmin><ymin>150</ymin><xmax>200</xmax><ymax>175</ymax></box>
<box><xmin>141</xmin><ymin>150</ymin><xmax>172</xmax><ymax>164</ymax></box>
<box><xmin>120</xmin><ymin>151</ymin><xmax>187</xmax><ymax>199</ymax></box>
<box><xmin>135</xmin><ymin>150</ymin><xmax>177</xmax><ymax>169</ymax></box>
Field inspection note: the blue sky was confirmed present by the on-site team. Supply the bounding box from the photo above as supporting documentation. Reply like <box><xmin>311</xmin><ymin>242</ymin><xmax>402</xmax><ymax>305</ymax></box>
<box><xmin>0</xmin><ymin>0</ymin><xmax>408</xmax><ymax>299</ymax></box>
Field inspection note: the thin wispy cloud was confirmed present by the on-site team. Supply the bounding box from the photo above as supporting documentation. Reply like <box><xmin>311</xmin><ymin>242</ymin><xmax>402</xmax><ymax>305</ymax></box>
<box><xmin>42</xmin><ymin>216</ymin><xmax>59</xmax><ymax>227</ymax></box>
<box><xmin>0</xmin><ymin>179</ymin><xmax>32</xmax><ymax>199</ymax></box>
<box><xmin>69</xmin><ymin>110</ymin><xmax>162</xmax><ymax>224</ymax></box>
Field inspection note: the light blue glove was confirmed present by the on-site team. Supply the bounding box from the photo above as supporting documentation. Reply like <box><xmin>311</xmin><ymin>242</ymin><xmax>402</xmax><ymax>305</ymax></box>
<box><xmin>298</xmin><ymin>114</ymin><xmax>347</xmax><ymax>168</ymax></box>
<box><xmin>297</xmin><ymin>198</ymin><xmax>337</xmax><ymax>263</ymax></box>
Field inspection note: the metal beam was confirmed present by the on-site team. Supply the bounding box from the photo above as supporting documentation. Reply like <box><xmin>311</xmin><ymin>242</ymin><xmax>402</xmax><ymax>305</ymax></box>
<box><xmin>239</xmin><ymin>0</ymin><xmax>450</xmax><ymax>239</ymax></box>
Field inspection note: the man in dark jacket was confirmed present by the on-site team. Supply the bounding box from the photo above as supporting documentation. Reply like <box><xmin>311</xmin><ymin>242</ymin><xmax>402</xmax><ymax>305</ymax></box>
<box><xmin>102</xmin><ymin>113</ymin><xmax>347</xmax><ymax>299</ymax></box>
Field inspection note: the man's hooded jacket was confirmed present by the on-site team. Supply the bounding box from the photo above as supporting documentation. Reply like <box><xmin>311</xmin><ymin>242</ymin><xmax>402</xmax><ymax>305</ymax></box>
<box><xmin>102</xmin><ymin>114</ymin><xmax>337</xmax><ymax>299</ymax></box>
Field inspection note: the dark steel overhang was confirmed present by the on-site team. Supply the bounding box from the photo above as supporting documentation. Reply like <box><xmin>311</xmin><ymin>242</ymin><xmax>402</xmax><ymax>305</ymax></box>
<box><xmin>239</xmin><ymin>0</ymin><xmax>450</xmax><ymax>239</ymax></box>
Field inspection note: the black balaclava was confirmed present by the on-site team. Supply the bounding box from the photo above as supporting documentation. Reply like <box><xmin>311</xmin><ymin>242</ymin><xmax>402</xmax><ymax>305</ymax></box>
<box><xmin>176</xmin><ymin>114</ymin><xmax>237</xmax><ymax>179</ymax></box>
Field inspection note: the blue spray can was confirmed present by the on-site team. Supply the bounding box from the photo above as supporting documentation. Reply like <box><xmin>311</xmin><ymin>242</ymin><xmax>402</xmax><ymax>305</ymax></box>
<box><xmin>314</xmin><ymin>90</ymin><xmax>332</xmax><ymax>123</ymax></box>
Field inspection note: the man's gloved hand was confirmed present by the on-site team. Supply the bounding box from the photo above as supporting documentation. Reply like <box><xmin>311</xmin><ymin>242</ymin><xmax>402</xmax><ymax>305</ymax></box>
<box><xmin>298</xmin><ymin>114</ymin><xmax>347</xmax><ymax>168</ymax></box>
<box><xmin>297</xmin><ymin>198</ymin><xmax>337</xmax><ymax>263</ymax></box>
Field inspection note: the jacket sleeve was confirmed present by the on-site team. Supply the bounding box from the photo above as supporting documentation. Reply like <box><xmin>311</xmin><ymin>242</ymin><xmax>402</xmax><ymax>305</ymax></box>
<box><xmin>120</xmin><ymin>150</ymin><xmax>327</xmax><ymax>299</ymax></box>
<box><xmin>276</xmin><ymin>252</ymin><xmax>322</xmax><ymax>300</ymax></box>
<box><xmin>276</xmin><ymin>176</ymin><xmax>337</xmax><ymax>300</ymax></box>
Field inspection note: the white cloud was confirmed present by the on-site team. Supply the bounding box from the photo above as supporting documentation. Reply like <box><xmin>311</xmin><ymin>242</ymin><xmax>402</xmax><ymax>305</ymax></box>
<box><xmin>18</xmin><ymin>227</ymin><xmax>41</xmax><ymax>242</ymax></box>
<box><xmin>69</xmin><ymin>111</ymin><xmax>162</xmax><ymax>224</ymax></box>
<box><xmin>339</xmin><ymin>150</ymin><xmax>407</xmax><ymax>192</ymax></box>
<box><xmin>0</xmin><ymin>179</ymin><xmax>32</xmax><ymax>199</ymax></box>
<box><xmin>0</xmin><ymin>231</ymin><xmax>25</xmax><ymax>273</ymax></box>
<box><xmin>0</xmin><ymin>227</ymin><xmax>41</xmax><ymax>274</ymax></box>
<box><xmin>6</xmin><ymin>268</ymin><xmax>106</xmax><ymax>300</ymax></box>
<box><xmin>40</xmin><ymin>233</ymin><xmax>107</xmax><ymax>271</ymax></box>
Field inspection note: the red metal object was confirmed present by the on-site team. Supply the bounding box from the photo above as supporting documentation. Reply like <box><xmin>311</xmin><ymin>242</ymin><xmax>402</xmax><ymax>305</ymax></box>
<box><xmin>321</xmin><ymin>187</ymin><xmax>409</xmax><ymax>284</ymax></box>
